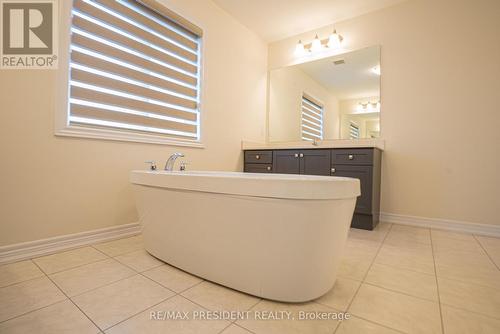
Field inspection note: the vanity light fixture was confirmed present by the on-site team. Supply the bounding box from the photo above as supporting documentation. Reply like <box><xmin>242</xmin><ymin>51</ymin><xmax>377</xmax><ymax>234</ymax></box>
<box><xmin>294</xmin><ymin>40</ymin><xmax>306</xmax><ymax>56</ymax></box>
<box><xmin>327</xmin><ymin>29</ymin><xmax>343</xmax><ymax>49</ymax></box>
<box><xmin>293</xmin><ymin>28</ymin><xmax>344</xmax><ymax>56</ymax></box>
<box><xmin>311</xmin><ymin>35</ymin><xmax>323</xmax><ymax>52</ymax></box>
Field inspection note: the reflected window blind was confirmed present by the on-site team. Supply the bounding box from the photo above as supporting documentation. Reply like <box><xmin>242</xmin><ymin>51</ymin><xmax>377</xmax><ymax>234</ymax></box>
<box><xmin>301</xmin><ymin>95</ymin><xmax>323</xmax><ymax>141</ymax></box>
<box><xmin>69</xmin><ymin>0</ymin><xmax>201</xmax><ymax>141</ymax></box>
<box><xmin>349</xmin><ymin>122</ymin><xmax>359</xmax><ymax>139</ymax></box>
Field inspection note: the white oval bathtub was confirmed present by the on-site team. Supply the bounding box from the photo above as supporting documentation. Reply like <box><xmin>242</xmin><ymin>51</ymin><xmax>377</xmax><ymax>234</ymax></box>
<box><xmin>131</xmin><ymin>170</ymin><xmax>360</xmax><ymax>302</ymax></box>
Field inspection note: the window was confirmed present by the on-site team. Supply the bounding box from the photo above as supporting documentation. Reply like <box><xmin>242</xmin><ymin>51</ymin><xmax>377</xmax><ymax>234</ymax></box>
<box><xmin>301</xmin><ymin>94</ymin><xmax>323</xmax><ymax>141</ymax></box>
<box><xmin>62</xmin><ymin>0</ymin><xmax>202</xmax><ymax>146</ymax></box>
<box><xmin>349</xmin><ymin>122</ymin><xmax>360</xmax><ymax>139</ymax></box>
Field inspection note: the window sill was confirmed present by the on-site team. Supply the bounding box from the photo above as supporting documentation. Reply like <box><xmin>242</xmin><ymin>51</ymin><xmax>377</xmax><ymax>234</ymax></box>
<box><xmin>55</xmin><ymin>125</ymin><xmax>204</xmax><ymax>148</ymax></box>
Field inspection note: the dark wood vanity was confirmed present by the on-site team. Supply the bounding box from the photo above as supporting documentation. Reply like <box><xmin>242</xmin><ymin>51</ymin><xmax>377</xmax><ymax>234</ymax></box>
<box><xmin>243</xmin><ymin>147</ymin><xmax>382</xmax><ymax>230</ymax></box>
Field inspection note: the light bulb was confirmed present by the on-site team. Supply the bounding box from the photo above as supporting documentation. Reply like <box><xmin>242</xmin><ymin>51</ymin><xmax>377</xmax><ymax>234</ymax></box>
<box><xmin>294</xmin><ymin>40</ymin><xmax>306</xmax><ymax>56</ymax></box>
<box><xmin>311</xmin><ymin>35</ymin><xmax>322</xmax><ymax>53</ymax></box>
<box><xmin>327</xmin><ymin>29</ymin><xmax>342</xmax><ymax>49</ymax></box>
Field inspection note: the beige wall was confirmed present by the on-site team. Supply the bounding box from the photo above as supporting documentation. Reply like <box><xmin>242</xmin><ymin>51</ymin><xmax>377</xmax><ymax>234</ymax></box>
<box><xmin>0</xmin><ymin>0</ymin><xmax>268</xmax><ymax>246</ymax></box>
<box><xmin>269</xmin><ymin>66</ymin><xmax>339</xmax><ymax>142</ymax></box>
<box><xmin>269</xmin><ymin>0</ymin><xmax>500</xmax><ymax>226</ymax></box>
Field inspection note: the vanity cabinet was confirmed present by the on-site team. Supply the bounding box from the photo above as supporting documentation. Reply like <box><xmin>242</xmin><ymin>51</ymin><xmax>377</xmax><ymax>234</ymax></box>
<box><xmin>273</xmin><ymin>149</ymin><xmax>330</xmax><ymax>176</ymax></box>
<box><xmin>243</xmin><ymin>147</ymin><xmax>382</xmax><ymax>230</ymax></box>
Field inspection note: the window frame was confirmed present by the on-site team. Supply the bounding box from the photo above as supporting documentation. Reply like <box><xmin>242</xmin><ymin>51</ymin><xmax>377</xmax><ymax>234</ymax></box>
<box><xmin>55</xmin><ymin>0</ymin><xmax>204</xmax><ymax>148</ymax></box>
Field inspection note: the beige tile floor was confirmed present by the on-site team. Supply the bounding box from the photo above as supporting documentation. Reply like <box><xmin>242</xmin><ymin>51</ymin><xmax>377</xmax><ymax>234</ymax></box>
<box><xmin>1</xmin><ymin>225</ymin><xmax>500</xmax><ymax>333</ymax></box>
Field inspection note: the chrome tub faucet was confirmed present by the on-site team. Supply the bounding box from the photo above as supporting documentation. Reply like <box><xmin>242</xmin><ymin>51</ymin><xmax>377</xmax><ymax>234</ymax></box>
<box><xmin>165</xmin><ymin>153</ymin><xmax>184</xmax><ymax>171</ymax></box>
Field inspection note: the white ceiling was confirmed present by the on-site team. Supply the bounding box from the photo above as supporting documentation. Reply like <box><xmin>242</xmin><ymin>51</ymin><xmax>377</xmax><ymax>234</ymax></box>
<box><xmin>212</xmin><ymin>0</ymin><xmax>407</xmax><ymax>42</ymax></box>
<box><xmin>297</xmin><ymin>46</ymin><xmax>380</xmax><ymax>100</ymax></box>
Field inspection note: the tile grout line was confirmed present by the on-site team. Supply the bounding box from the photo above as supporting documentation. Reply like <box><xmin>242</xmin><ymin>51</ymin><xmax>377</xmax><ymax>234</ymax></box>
<box><xmin>429</xmin><ymin>229</ymin><xmax>445</xmax><ymax>334</ymax></box>
<box><xmin>231</xmin><ymin>322</ymin><xmax>258</xmax><ymax>334</ymax></box>
<box><xmin>429</xmin><ymin>273</ymin><xmax>500</xmax><ymax>292</ymax></box>
<box><xmin>179</xmin><ymin>281</ymin><xmax>262</xmax><ymax>321</ymax></box>
<box><xmin>473</xmin><ymin>234</ymin><xmax>500</xmax><ymax>271</ymax></box>
<box><xmin>0</xmin><ymin>298</ymin><xmax>68</xmax><ymax>325</ymax></box>
<box><xmin>0</xmin><ymin>272</ymin><xmax>46</xmax><ymax>289</ymax></box>
<box><xmin>40</xmin><ymin>256</ymin><xmax>112</xmax><ymax>276</ymax></box>
<box><xmin>345</xmin><ymin>314</ymin><xmax>408</xmax><ymax>334</ymax></box>
<box><xmin>62</xmin><ymin>271</ymin><xmax>138</xmax><ymax>299</ymax></box>
<box><xmin>30</xmin><ymin>259</ymin><xmax>104</xmax><ymax>332</ymax></box>
<box><xmin>333</xmin><ymin>223</ymin><xmax>395</xmax><ymax>334</ymax></box>
<box><xmin>90</xmin><ymin>243</ymin><xmax>143</xmax><ymax>259</ymax></box>
<box><xmin>363</xmin><ymin>260</ymin><xmax>435</xmax><ymax>277</ymax></box>
<box><xmin>1</xmin><ymin>246</ymin><xmax>113</xmax><ymax>279</ymax></box>
<box><xmin>231</xmin><ymin>299</ymin><xmax>264</xmax><ymax>334</ymax></box>
<box><xmin>438</xmin><ymin>300</ymin><xmax>500</xmax><ymax>321</ymax></box>
<box><xmin>102</xmin><ymin>293</ymin><xmax>178</xmax><ymax>332</ymax></box>
<box><xmin>360</xmin><ymin>281</ymin><xmax>438</xmax><ymax>303</ymax></box>
<box><xmin>61</xmin><ymin>258</ymin><xmax>172</xmax><ymax>299</ymax></box>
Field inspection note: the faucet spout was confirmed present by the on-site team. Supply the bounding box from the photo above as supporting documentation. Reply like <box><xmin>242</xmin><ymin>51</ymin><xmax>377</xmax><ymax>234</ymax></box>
<box><xmin>164</xmin><ymin>153</ymin><xmax>185</xmax><ymax>171</ymax></box>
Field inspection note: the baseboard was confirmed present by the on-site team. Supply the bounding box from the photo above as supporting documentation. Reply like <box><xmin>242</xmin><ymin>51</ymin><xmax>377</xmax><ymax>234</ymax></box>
<box><xmin>0</xmin><ymin>223</ymin><xmax>142</xmax><ymax>264</ymax></box>
<box><xmin>380</xmin><ymin>212</ymin><xmax>500</xmax><ymax>237</ymax></box>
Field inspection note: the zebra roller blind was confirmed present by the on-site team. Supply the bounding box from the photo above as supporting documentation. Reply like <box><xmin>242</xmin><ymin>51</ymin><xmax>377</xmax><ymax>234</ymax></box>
<box><xmin>69</xmin><ymin>0</ymin><xmax>202</xmax><ymax>142</ymax></box>
<box><xmin>349</xmin><ymin>122</ymin><xmax>360</xmax><ymax>139</ymax></box>
<box><xmin>301</xmin><ymin>94</ymin><xmax>323</xmax><ymax>141</ymax></box>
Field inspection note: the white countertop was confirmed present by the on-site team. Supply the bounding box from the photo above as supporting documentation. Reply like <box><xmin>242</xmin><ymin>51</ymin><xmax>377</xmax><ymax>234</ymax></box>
<box><xmin>241</xmin><ymin>139</ymin><xmax>385</xmax><ymax>151</ymax></box>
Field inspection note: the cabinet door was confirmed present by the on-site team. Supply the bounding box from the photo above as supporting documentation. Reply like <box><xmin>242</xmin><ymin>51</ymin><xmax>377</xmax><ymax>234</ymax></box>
<box><xmin>300</xmin><ymin>150</ymin><xmax>331</xmax><ymax>176</ymax></box>
<box><xmin>331</xmin><ymin>165</ymin><xmax>373</xmax><ymax>214</ymax></box>
<box><xmin>273</xmin><ymin>150</ymin><xmax>300</xmax><ymax>174</ymax></box>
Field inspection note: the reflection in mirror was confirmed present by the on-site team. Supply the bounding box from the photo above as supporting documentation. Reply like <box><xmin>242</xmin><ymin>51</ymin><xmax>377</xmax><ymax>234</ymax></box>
<box><xmin>268</xmin><ymin>46</ymin><xmax>380</xmax><ymax>142</ymax></box>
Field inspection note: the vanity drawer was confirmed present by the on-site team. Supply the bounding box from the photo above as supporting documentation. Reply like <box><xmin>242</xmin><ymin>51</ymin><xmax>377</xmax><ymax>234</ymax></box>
<box><xmin>244</xmin><ymin>150</ymin><xmax>273</xmax><ymax>164</ymax></box>
<box><xmin>244</xmin><ymin>163</ymin><xmax>273</xmax><ymax>173</ymax></box>
<box><xmin>331</xmin><ymin>148</ymin><xmax>374</xmax><ymax>165</ymax></box>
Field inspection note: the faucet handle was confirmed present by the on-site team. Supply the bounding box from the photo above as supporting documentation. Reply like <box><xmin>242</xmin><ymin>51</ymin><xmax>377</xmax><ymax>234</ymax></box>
<box><xmin>179</xmin><ymin>161</ymin><xmax>188</xmax><ymax>171</ymax></box>
<box><xmin>144</xmin><ymin>161</ymin><xmax>157</xmax><ymax>171</ymax></box>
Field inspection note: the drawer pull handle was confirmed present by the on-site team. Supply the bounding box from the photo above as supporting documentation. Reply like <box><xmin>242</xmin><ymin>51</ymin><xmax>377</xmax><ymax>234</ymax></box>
<box><xmin>348</xmin><ymin>154</ymin><xmax>354</xmax><ymax>160</ymax></box>
<box><xmin>255</xmin><ymin>155</ymin><xmax>260</xmax><ymax>160</ymax></box>
<box><xmin>299</xmin><ymin>153</ymin><xmax>304</xmax><ymax>158</ymax></box>
<box><xmin>331</xmin><ymin>168</ymin><xmax>336</xmax><ymax>173</ymax></box>
<box><xmin>294</xmin><ymin>153</ymin><xmax>299</xmax><ymax>158</ymax></box>
<box><xmin>266</xmin><ymin>166</ymin><xmax>272</xmax><ymax>171</ymax></box>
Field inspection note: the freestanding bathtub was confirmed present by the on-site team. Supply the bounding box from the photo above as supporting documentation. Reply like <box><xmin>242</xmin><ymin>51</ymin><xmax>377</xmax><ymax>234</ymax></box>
<box><xmin>131</xmin><ymin>170</ymin><xmax>360</xmax><ymax>302</ymax></box>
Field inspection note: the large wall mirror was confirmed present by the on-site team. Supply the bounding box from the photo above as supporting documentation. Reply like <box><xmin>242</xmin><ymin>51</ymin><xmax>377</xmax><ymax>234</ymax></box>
<box><xmin>268</xmin><ymin>45</ymin><xmax>380</xmax><ymax>142</ymax></box>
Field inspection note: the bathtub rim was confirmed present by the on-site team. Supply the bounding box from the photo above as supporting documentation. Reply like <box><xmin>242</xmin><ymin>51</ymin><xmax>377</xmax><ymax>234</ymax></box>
<box><xmin>130</xmin><ymin>170</ymin><xmax>360</xmax><ymax>200</ymax></box>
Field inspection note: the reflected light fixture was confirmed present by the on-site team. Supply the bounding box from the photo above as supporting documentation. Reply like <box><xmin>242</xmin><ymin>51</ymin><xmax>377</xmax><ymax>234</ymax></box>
<box><xmin>357</xmin><ymin>100</ymin><xmax>381</xmax><ymax>112</ymax></box>
<box><xmin>372</xmin><ymin>65</ymin><xmax>381</xmax><ymax>75</ymax></box>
